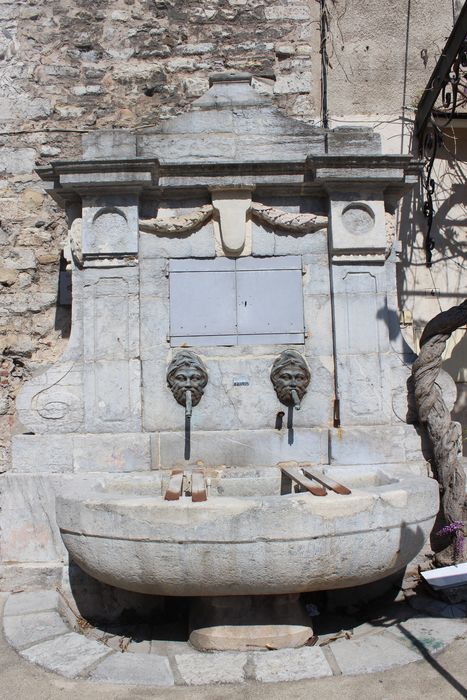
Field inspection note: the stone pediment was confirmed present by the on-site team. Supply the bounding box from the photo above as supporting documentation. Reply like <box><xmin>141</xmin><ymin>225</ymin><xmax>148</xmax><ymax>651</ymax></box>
<box><xmin>82</xmin><ymin>73</ymin><xmax>381</xmax><ymax>164</ymax></box>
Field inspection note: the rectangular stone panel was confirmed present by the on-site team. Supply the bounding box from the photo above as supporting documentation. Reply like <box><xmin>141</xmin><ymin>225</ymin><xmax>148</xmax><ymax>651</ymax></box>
<box><xmin>82</xmin><ymin>193</ymin><xmax>138</xmax><ymax>257</ymax></box>
<box><xmin>142</xmin><ymin>355</ymin><xmax>332</xmax><ymax>432</ymax></box>
<box><xmin>1</xmin><ymin>474</ymin><xmax>67</xmax><ymax>563</ymax></box>
<box><xmin>139</xmin><ymin>221</ymin><xmax>216</xmax><ymax>259</ymax></box>
<box><xmin>336</xmin><ymin>353</ymin><xmax>392</xmax><ymax>425</ymax></box>
<box><xmin>157</xmin><ymin>428</ymin><xmax>328</xmax><ymax>468</ymax></box>
<box><xmin>84</xmin><ymin>359</ymin><xmax>142</xmax><ymax>433</ymax></box>
<box><xmin>329</xmin><ymin>426</ymin><xmax>406</xmax><ymax>465</ymax></box>
<box><xmin>12</xmin><ymin>435</ymin><xmax>73</xmax><ymax>473</ymax></box>
<box><xmin>72</xmin><ymin>433</ymin><xmax>151</xmax><ymax>472</ymax></box>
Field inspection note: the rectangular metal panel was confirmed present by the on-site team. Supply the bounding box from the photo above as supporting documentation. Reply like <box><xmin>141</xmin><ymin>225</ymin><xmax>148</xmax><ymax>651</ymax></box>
<box><xmin>236</xmin><ymin>255</ymin><xmax>301</xmax><ymax>271</ymax></box>
<box><xmin>238</xmin><ymin>333</ymin><xmax>304</xmax><ymax>345</ymax></box>
<box><xmin>169</xmin><ymin>271</ymin><xmax>236</xmax><ymax>337</ymax></box>
<box><xmin>236</xmin><ymin>269</ymin><xmax>304</xmax><ymax>335</ymax></box>
<box><xmin>170</xmin><ymin>258</ymin><xmax>234</xmax><ymax>273</ymax></box>
<box><xmin>171</xmin><ymin>335</ymin><xmax>238</xmax><ymax>347</ymax></box>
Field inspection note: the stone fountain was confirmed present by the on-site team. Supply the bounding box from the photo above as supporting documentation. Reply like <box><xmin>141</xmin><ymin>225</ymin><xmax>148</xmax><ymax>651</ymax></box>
<box><xmin>6</xmin><ymin>74</ymin><xmax>439</xmax><ymax>651</ymax></box>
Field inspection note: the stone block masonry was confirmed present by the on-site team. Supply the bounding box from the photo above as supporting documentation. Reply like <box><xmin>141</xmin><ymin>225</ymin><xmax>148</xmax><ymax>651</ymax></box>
<box><xmin>0</xmin><ymin>0</ymin><xmax>321</xmax><ymax>473</ymax></box>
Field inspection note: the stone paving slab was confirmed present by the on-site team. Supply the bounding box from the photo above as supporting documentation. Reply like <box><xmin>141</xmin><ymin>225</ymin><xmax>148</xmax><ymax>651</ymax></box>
<box><xmin>388</xmin><ymin>615</ymin><xmax>467</xmax><ymax>655</ymax></box>
<box><xmin>175</xmin><ymin>651</ymin><xmax>248</xmax><ymax>685</ymax></box>
<box><xmin>90</xmin><ymin>651</ymin><xmax>174</xmax><ymax>686</ymax></box>
<box><xmin>330</xmin><ymin>633</ymin><xmax>422</xmax><ymax>675</ymax></box>
<box><xmin>4</xmin><ymin>589</ymin><xmax>467</xmax><ymax>686</ymax></box>
<box><xmin>4</xmin><ymin>590</ymin><xmax>59</xmax><ymax>616</ymax></box>
<box><xmin>21</xmin><ymin>632</ymin><xmax>111</xmax><ymax>678</ymax></box>
<box><xmin>4</xmin><ymin>611</ymin><xmax>69</xmax><ymax>650</ymax></box>
<box><xmin>253</xmin><ymin>646</ymin><xmax>333</xmax><ymax>683</ymax></box>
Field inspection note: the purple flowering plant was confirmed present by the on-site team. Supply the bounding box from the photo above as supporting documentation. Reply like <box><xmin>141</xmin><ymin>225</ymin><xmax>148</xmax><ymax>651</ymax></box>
<box><xmin>436</xmin><ymin>520</ymin><xmax>465</xmax><ymax>559</ymax></box>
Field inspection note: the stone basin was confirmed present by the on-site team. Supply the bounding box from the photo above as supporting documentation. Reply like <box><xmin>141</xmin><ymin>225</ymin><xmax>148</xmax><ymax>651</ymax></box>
<box><xmin>56</xmin><ymin>465</ymin><xmax>439</xmax><ymax>597</ymax></box>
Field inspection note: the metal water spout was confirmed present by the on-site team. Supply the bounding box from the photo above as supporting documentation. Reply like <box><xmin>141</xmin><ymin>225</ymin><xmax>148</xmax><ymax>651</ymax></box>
<box><xmin>270</xmin><ymin>350</ymin><xmax>310</xmax><ymax>411</ymax></box>
<box><xmin>167</xmin><ymin>350</ymin><xmax>208</xmax><ymax>417</ymax></box>
<box><xmin>185</xmin><ymin>389</ymin><xmax>192</xmax><ymax>418</ymax></box>
<box><xmin>290</xmin><ymin>388</ymin><xmax>301</xmax><ymax>411</ymax></box>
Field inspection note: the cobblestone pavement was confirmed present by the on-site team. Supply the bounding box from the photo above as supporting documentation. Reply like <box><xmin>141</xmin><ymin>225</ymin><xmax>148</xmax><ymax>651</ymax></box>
<box><xmin>2</xmin><ymin>589</ymin><xmax>467</xmax><ymax>696</ymax></box>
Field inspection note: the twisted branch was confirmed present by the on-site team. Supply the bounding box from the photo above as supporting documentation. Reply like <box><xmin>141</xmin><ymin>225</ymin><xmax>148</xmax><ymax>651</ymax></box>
<box><xmin>412</xmin><ymin>299</ymin><xmax>467</xmax><ymax>564</ymax></box>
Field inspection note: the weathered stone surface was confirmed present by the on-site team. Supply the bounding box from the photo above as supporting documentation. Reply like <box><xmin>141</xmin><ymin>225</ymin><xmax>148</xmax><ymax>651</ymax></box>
<box><xmin>0</xmin><ymin>268</ymin><xmax>18</xmax><ymax>286</ymax></box>
<box><xmin>143</xmin><ymin>355</ymin><xmax>333</xmax><ymax>433</ymax></box>
<box><xmin>274</xmin><ymin>73</ymin><xmax>313</xmax><ymax>94</ymax></box>
<box><xmin>90</xmin><ymin>653</ymin><xmax>174</xmax><ymax>686</ymax></box>
<box><xmin>157</xmin><ymin>428</ymin><xmax>328</xmax><ymax>468</ymax></box>
<box><xmin>1</xmin><ymin>474</ymin><xmax>67</xmax><ymax>563</ymax></box>
<box><xmin>139</xmin><ymin>221</ymin><xmax>216</xmax><ymax>259</ymax></box>
<box><xmin>4</xmin><ymin>590</ymin><xmax>59</xmax><ymax>616</ymax></box>
<box><xmin>252</xmin><ymin>222</ymin><xmax>328</xmax><ymax>256</ymax></box>
<box><xmin>82</xmin><ymin>131</ymin><xmax>137</xmax><ymax>160</ymax></box>
<box><xmin>12</xmin><ymin>434</ymin><xmax>73</xmax><ymax>473</ymax></box>
<box><xmin>389</xmin><ymin>615</ymin><xmax>467</xmax><ymax>654</ymax></box>
<box><xmin>0</xmin><ymin>563</ymin><xmax>63</xmax><ymax>593</ymax></box>
<box><xmin>0</xmin><ymin>17</ymin><xmax>456</xmax><ymax>626</ymax></box>
<box><xmin>21</xmin><ymin>632</ymin><xmax>111</xmax><ymax>678</ymax></box>
<box><xmin>72</xmin><ymin>434</ymin><xmax>151</xmax><ymax>472</ymax></box>
<box><xmin>253</xmin><ymin>646</ymin><xmax>333</xmax><ymax>682</ymax></box>
<box><xmin>56</xmin><ymin>467</ymin><xmax>438</xmax><ymax>597</ymax></box>
<box><xmin>175</xmin><ymin>651</ymin><xmax>247</xmax><ymax>685</ymax></box>
<box><xmin>0</xmin><ymin>98</ymin><xmax>51</xmax><ymax>122</ymax></box>
<box><xmin>329</xmin><ymin>426</ymin><xmax>407</xmax><ymax>465</ymax></box>
<box><xmin>331</xmin><ymin>634</ymin><xmax>422</xmax><ymax>674</ymax></box>
<box><xmin>3</xmin><ymin>248</ymin><xmax>36</xmax><ymax>270</ymax></box>
<box><xmin>4</xmin><ymin>611</ymin><xmax>69</xmax><ymax>650</ymax></box>
<box><xmin>265</xmin><ymin>5</ymin><xmax>312</xmax><ymax>20</ymax></box>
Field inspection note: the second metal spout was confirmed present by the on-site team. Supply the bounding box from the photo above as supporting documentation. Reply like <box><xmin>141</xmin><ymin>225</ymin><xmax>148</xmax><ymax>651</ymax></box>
<box><xmin>291</xmin><ymin>389</ymin><xmax>301</xmax><ymax>411</ymax></box>
<box><xmin>185</xmin><ymin>389</ymin><xmax>192</xmax><ymax>418</ymax></box>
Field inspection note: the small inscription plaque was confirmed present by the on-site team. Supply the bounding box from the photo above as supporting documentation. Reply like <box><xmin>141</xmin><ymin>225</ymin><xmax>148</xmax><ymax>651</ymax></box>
<box><xmin>233</xmin><ymin>376</ymin><xmax>250</xmax><ymax>387</ymax></box>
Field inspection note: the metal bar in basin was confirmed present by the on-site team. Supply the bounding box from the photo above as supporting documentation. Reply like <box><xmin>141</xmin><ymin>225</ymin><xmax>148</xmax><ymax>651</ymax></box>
<box><xmin>278</xmin><ymin>463</ymin><xmax>327</xmax><ymax>497</ymax></box>
<box><xmin>191</xmin><ymin>468</ymin><xmax>207</xmax><ymax>502</ymax></box>
<box><xmin>300</xmin><ymin>464</ymin><xmax>351</xmax><ymax>495</ymax></box>
<box><xmin>164</xmin><ymin>469</ymin><xmax>184</xmax><ymax>501</ymax></box>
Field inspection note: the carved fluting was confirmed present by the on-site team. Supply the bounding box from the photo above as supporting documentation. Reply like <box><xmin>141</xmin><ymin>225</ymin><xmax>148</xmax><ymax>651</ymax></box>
<box><xmin>140</xmin><ymin>204</ymin><xmax>213</xmax><ymax>235</ymax></box>
<box><xmin>251</xmin><ymin>202</ymin><xmax>328</xmax><ymax>233</ymax></box>
<box><xmin>412</xmin><ymin>299</ymin><xmax>467</xmax><ymax>564</ymax></box>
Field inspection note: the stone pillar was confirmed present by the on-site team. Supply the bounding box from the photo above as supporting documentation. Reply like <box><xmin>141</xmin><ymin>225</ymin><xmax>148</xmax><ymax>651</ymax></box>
<box><xmin>328</xmin><ymin>190</ymin><xmax>391</xmax><ymax>427</ymax></box>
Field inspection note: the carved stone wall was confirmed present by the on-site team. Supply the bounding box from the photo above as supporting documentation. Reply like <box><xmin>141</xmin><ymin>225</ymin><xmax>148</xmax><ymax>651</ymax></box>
<box><xmin>0</xmin><ymin>0</ymin><xmax>465</xmax><ymax>473</ymax></box>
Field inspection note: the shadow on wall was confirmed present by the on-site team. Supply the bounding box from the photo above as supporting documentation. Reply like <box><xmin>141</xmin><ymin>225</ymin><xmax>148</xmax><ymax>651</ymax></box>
<box><xmin>397</xmin><ymin>142</ymin><xmax>466</xmax><ymax>450</ymax></box>
<box><xmin>444</xmin><ymin>333</ymin><xmax>467</xmax><ymax>455</ymax></box>
<box><xmin>54</xmin><ymin>252</ymin><xmax>71</xmax><ymax>339</ymax></box>
<box><xmin>398</xmin><ymin>138</ymin><xmax>466</xmax><ymax>312</ymax></box>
